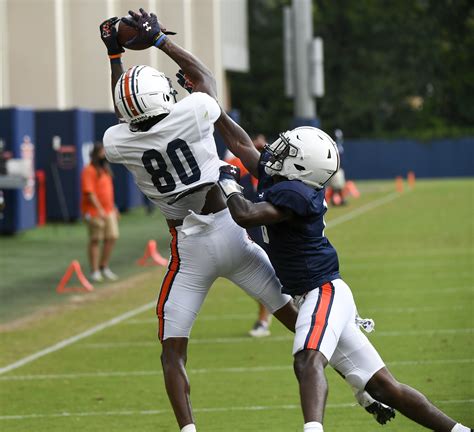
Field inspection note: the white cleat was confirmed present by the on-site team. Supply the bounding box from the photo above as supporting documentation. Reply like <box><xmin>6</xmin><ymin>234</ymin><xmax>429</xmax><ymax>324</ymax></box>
<box><xmin>101</xmin><ymin>267</ymin><xmax>118</xmax><ymax>281</ymax></box>
<box><xmin>249</xmin><ymin>320</ymin><xmax>271</xmax><ymax>338</ymax></box>
<box><xmin>90</xmin><ymin>270</ymin><xmax>104</xmax><ymax>283</ymax></box>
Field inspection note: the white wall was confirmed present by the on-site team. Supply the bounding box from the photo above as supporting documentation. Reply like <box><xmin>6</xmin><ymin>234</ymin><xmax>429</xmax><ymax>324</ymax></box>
<box><xmin>0</xmin><ymin>0</ymin><xmax>8</xmax><ymax>107</ymax></box>
<box><xmin>0</xmin><ymin>0</ymin><xmax>248</xmax><ymax>111</ymax></box>
<box><xmin>221</xmin><ymin>0</ymin><xmax>249</xmax><ymax>72</ymax></box>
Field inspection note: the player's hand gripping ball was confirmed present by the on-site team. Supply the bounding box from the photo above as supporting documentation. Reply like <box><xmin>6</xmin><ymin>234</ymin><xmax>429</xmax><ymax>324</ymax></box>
<box><xmin>119</xmin><ymin>8</ymin><xmax>176</xmax><ymax>50</ymax></box>
<box><xmin>99</xmin><ymin>17</ymin><xmax>125</xmax><ymax>55</ymax></box>
<box><xmin>116</xmin><ymin>17</ymin><xmax>144</xmax><ymax>50</ymax></box>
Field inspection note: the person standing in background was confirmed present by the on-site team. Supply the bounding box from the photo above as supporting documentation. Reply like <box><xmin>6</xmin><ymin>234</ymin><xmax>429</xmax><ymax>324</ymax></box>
<box><xmin>327</xmin><ymin>129</ymin><xmax>347</xmax><ymax>206</ymax></box>
<box><xmin>81</xmin><ymin>142</ymin><xmax>119</xmax><ymax>282</ymax></box>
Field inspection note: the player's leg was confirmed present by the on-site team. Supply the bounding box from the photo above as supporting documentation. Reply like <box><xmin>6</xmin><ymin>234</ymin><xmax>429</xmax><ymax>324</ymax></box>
<box><xmin>331</xmin><ymin>366</ymin><xmax>395</xmax><ymax>425</ymax></box>
<box><xmin>292</xmin><ymin>280</ymin><xmax>354</xmax><ymax>430</ymax></box>
<box><xmin>272</xmin><ymin>300</ymin><xmax>298</xmax><ymax>331</ymax></box>
<box><xmin>293</xmin><ymin>349</ymin><xmax>328</xmax><ymax>425</ymax></box>
<box><xmin>157</xmin><ymin>227</ymin><xmax>216</xmax><ymax>430</ymax></box>
<box><xmin>329</xmin><ymin>285</ymin><xmax>397</xmax><ymax>426</ymax></box>
<box><xmin>221</xmin><ymin>213</ymin><xmax>297</xmax><ymax>331</ymax></box>
<box><xmin>330</xmin><ymin>298</ymin><xmax>470</xmax><ymax>431</ymax></box>
<box><xmin>365</xmin><ymin>367</ymin><xmax>468</xmax><ymax>431</ymax></box>
<box><xmin>161</xmin><ymin>337</ymin><xmax>193</xmax><ymax>428</ymax></box>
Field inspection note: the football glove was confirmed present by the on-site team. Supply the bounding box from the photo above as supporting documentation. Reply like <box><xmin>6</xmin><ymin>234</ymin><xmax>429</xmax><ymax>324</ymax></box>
<box><xmin>121</xmin><ymin>8</ymin><xmax>176</xmax><ymax>49</ymax></box>
<box><xmin>218</xmin><ymin>165</ymin><xmax>243</xmax><ymax>200</ymax></box>
<box><xmin>220</xmin><ymin>164</ymin><xmax>241</xmax><ymax>183</ymax></box>
<box><xmin>176</xmin><ymin>69</ymin><xmax>195</xmax><ymax>94</ymax></box>
<box><xmin>99</xmin><ymin>17</ymin><xmax>124</xmax><ymax>56</ymax></box>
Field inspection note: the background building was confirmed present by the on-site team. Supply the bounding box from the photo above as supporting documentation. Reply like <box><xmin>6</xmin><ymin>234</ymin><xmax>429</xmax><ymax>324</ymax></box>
<box><xmin>0</xmin><ymin>0</ymin><xmax>249</xmax><ymax>111</ymax></box>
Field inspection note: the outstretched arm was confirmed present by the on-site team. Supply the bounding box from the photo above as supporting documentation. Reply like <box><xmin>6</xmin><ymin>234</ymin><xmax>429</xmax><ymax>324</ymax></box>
<box><xmin>226</xmin><ymin>194</ymin><xmax>291</xmax><ymax>228</ymax></box>
<box><xmin>162</xmin><ymin>38</ymin><xmax>261</xmax><ymax>176</ymax></box>
<box><xmin>122</xmin><ymin>8</ymin><xmax>217</xmax><ymax>97</ymax></box>
<box><xmin>218</xmin><ymin>165</ymin><xmax>292</xmax><ymax>228</ymax></box>
<box><xmin>99</xmin><ymin>17</ymin><xmax>125</xmax><ymax>120</ymax></box>
<box><xmin>173</xmin><ymin>61</ymin><xmax>261</xmax><ymax>177</ymax></box>
<box><xmin>124</xmin><ymin>9</ymin><xmax>261</xmax><ymax>176</ymax></box>
<box><xmin>215</xmin><ymin>113</ymin><xmax>261</xmax><ymax>178</ymax></box>
<box><xmin>158</xmin><ymin>39</ymin><xmax>217</xmax><ymax>98</ymax></box>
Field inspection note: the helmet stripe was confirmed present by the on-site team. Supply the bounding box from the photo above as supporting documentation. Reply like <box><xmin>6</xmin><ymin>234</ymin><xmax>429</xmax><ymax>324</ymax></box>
<box><xmin>131</xmin><ymin>66</ymin><xmax>145</xmax><ymax>114</ymax></box>
<box><xmin>118</xmin><ymin>73</ymin><xmax>132</xmax><ymax>119</ymax></box>
<box><xmin>124</xmin><ymin>67</ymin><xmax>139</xmax><ymax>117</ymax></box>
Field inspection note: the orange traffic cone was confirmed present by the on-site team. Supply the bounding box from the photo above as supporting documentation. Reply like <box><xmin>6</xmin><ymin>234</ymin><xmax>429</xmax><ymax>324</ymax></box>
<box><xmin>395</xmin><ymin>176</ymin><xmax>404</xmax><ymax>193</ymax></box>
<box><xmin>137</xmin><ymin>240</ymin><xmax>169</xmax><ymax>267</ymax></box>
<box><xmin>344</xmin><ymin>181</ymin><xmax>360</xmax><ymax>198</ymax></box>
<box><xmin>56</xmin><ymin>260</ymin><xmax>94</xmax><ymax>293</ymax></box>
<box><xmin>407</xmin><ymin>171</ymin><xmax>416</xmax><ymax>188</ymax></box>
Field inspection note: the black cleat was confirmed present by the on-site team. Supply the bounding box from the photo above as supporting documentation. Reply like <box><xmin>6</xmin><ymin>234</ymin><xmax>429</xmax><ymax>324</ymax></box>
<box><xmin>365</xmin><ymin>401</ymin><xmax>396</xmax><ymax>425</ymax></box>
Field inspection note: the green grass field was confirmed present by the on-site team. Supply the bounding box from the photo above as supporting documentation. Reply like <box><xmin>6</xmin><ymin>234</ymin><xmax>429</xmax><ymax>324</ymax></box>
<box><xmin>0</xmin><ymin>179</ymin><xmax>473</xmax><ymax>431</ymax></box>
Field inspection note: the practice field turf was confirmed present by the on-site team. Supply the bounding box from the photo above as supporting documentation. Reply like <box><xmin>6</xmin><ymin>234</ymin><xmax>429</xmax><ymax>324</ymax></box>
<box><xmin>0</xmin><ymin>179</ymin><xmax>473</xmax><ymax>431</ymax></box>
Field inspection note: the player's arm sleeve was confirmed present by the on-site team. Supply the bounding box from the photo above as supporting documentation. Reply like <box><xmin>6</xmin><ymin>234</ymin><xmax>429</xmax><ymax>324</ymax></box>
<box><xmin>265</xmin><ymin>184</ymin><xmax>320</xmax><ymax>217</ymax></box>
<box><xmin>103</xmin><ymin>129</ymin><xmax>124</xmax><ymax>164</ymax></box>
<box><xmin>214</xmin><ymin>111</ymin><xmax>261</xmax><ymax>178</ymax></box>
<box><xmin>226</xmin><ymin>194</ymin><xmax>292</xmax><ymax>228</ymax></box>
<box><xmin>192</xmin><ymin>92</ymin><xmax>220</xmax><ymax>131</ymax></box>
<box><xmin>202</xmin><ymin>93</ymin><xmax>221</xmax><ymax>123</ymax></box>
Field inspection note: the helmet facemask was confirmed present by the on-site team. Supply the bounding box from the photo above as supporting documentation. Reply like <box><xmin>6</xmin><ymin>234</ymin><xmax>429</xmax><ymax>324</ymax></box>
<box><xmin>263</xmin><ymin>133</ymin><xmax>299</xmax><ymax>173</ymax></box>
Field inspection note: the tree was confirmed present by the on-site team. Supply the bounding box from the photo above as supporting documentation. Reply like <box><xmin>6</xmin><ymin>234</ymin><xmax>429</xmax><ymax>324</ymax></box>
<box><xmin>229</xmin><ymin>0</ymin><xmax>474</xmax><ymax>138</ymax></box>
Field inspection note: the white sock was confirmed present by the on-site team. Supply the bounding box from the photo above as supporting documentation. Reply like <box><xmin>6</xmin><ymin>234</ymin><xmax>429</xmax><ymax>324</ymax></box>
<box><xmin>181</xmin><ymin>424</ymin><xmax>196</xmax><ymax>432</ymax></box>
<box><xmin>304</xmin><ymin>421</ymin><xmax>323</xmax><ymax>432</ymax></box>
<box><xmin>451</xmin><ymin>424</ymin><xmax>470</xmax><ymax>432</ymax></box>
<box><xmin>354</xmin><ymin>389</ymin><xmax>376</xmax><ymax>408</ymax></box>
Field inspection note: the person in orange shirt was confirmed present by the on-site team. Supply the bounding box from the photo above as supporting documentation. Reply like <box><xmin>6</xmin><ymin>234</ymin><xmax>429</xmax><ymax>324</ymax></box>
<box><xmin>81</xmin><ymin>142</ymin><xmax>119</xmax><ymax>282</ymax></box>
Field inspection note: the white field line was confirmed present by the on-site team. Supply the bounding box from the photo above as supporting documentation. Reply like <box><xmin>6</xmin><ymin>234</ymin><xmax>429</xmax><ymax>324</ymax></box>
<box><xmin>75</xmin><ymin>327</ymin><xmax>473</xmax><ymax>349</ymax></box>
<box><xmin>342</xmin><ymin>247</ymin><xmax>474</xmax><ymax>259</ymax></box>
<box><xmin>356</xmin><ymin>285</ymin><xmax>474</xmax><ymax>297</ymax></box>
<box><xmin>124</xmin><ymin>304</ymin><xmax>469</xmax><ymax>325</ymax></box>
<box><xmin>1</xmin><ymin>399</ymin><xmax>472</xmax><ymax>421</ymax></box>
<box><xmin>326</xmin><ymin>191</ymin><xmax>401</xmax><ymax>229</ymax></box>
<box><xmin>1</xmin><ymin>358</ymin><xmax>472</xmax><ymax>382</ymax></box>
<box><xmin>0</xmin><ymin>190</ymin><xmax>419</xmax><ymax>376</ymax></box>
<box><xmin>0</xmin><ymin>302</ymin><xmax>156</xmax><ymax>375</ymax></box>
<box><xmin>126</xmin><ymin>313</ymin><xmax>257</xmax><ymax>324</ymax></box>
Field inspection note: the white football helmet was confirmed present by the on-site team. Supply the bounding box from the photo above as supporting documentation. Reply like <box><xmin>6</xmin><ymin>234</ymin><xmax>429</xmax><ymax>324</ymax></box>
<box><xmin>114</xmin><ymin>65</ymin><xmax>177</xmax><ymax>124</ymax></box>
<box><xmin>264</xmin><ymin>126</ymin><xmax>340</xmax><ymax>189</ymax></box>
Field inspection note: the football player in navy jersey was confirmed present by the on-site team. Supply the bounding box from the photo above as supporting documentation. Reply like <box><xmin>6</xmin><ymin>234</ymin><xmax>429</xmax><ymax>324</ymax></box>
<box><xmin>216</xmin><ymin>126</ymin><xmax>472</xmax><ymax>432</ymax></box>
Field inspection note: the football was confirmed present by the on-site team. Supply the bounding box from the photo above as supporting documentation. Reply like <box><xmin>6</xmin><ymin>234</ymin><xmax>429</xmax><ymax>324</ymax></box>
<box><xmin>117</xmin><ymin>17</ymin><xmax>149</xmax><ymax>51</ymax></box>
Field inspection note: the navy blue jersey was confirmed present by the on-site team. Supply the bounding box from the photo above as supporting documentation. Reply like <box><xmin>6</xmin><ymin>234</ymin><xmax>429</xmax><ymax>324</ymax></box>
<box><xmin>257</xmin><ymin>156</ymin><xmax>340</xmax><ymax>296</ymax></box>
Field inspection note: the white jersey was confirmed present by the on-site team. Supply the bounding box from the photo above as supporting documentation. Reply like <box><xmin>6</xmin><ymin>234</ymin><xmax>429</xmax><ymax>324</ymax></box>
<box><xmin>103</xmin><ymin>92</ymin><xmax>222</xmax><ymax>219</ymax></box>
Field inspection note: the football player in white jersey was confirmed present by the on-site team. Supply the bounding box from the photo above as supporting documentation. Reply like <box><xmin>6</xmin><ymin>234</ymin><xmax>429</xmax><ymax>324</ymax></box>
<box><xmin>126</xmin><ymin>9</ymin><xmax>473</xmax><ymax>432</ymax></box>
<box><xmin>99</xmin><ymin>11</ymin><xmax>298</xmax><ymax>432</ymax></box>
